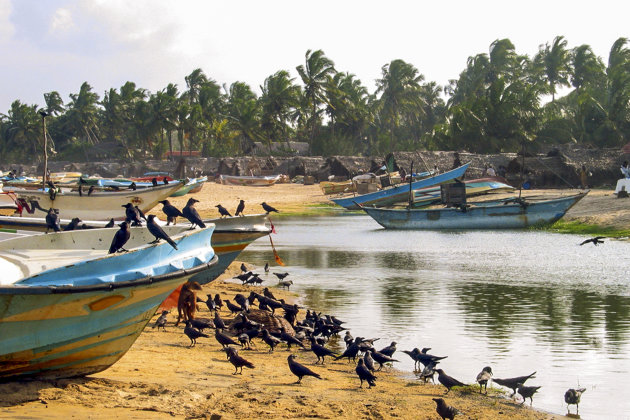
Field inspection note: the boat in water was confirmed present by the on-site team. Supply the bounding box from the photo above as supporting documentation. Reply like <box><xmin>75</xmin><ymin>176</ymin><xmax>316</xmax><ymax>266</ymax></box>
<box><xmin>219</xmin><ymin>174</ymin><xmax>281</xmax><ymax>187</ymax></box>
<box><xmin>3</xmin><ymin>182</ymin><xmax>183</xmax><ymax>221</ymax></box>
<box><xmin>0</xmin><ymin>225</ymin><xmax>218</xmax><ymax>380</ymax></box>
<box><xmin>411</xmin><ymin>177</ymin><xmax>514</xmax><ymax>208</ymax></box>
<box><xmin>330</xmin><ymin>163</ymin><xmax>471</xmax><ymax>210</ymax></box>
<box><xmin>360</xmin><ymin>192</ymin><xmax>587</xmax><ymax>230</ymax></box>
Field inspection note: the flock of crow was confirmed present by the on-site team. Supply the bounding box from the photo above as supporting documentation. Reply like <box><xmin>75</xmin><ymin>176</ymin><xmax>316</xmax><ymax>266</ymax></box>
<box><xmin>153</xmin><ymin>262</ymin><xmax>587</xmax><ymax>419</ymax></box>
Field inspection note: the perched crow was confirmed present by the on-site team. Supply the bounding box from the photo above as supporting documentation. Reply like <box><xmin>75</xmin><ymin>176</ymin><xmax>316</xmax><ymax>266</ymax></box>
<box><xmin>216</xmin><ymin>204</ymin><xmax>231</xmax><ymax>218</ymax></box>
<box><xmin>564</xmin><ymin>388</ymin><xmax>586</xmax><ymax>415</ymax></box>
<box><xmin>182</xmin><ymin>198</ymin><xmax>206</xmax><ymax>228</ymax></box>
<box><xmin>45</xmin><ymin>208</ymin><xmax>61</xmax><ymax>232</ymax></box>
<box><xmin>493</xmin><ymin>371</ymin><xmax>536</xmax><ymax>397</ymax></box>
<box><xmin>287</xmin><ymin>354</ymin><xmax>321</xmax><ymax>384</ymax></box>
<box><xmin>104</xmin><ymin>218</ymin><xmax>115</xmax><ymax>228</ymax></box>
<box><xmin>108</xmin><ymin>222</ymin><xmax>130</xmax><ymax>254</ymax></box>
<box><xmin>146</xmin><ymin>214</ymin><xmax>178</xmax><ymax>249</ymax></box>
<box><xmin>261</xmin><ymin>202</ymin><xmax>279</xmax><ymax>214</ymax></box>
<box><xmin>356</xmin><ymin>358</ymin><xmax>377</xmax><ymax>388</ymax></box>
<box><xmin>63</xmin><ymin>217</ymin><xmax>83</xmax><ymax>231</ymax></box>
<box><xmin>476</xmin><ymin>366</ymin><xmax>493</xmax><ymax>394</ymax></box>
<box><xmin>184</xmin><ymin>321</ymin><xmax>208</xmax><ymax>347</ymax></box>
<box><xmin>135</xmin><ymin>205</ymin><xmax>147</xmax><ymax>221</ymax></box>
<box><xmin>579</xmin><ymin>236</ymin><xmax>606</xmax><ymax>246</ymax></box>
<box><xmin>235</xmin><ymin>199</ymin><xmax>245</xmax><ymax>216</ymax></box>
<box><xmin>435</xmin><ymin>368</ymin><xmax>466</xmax><ymax>394</ymax></box>
<box><xmin>122</xmin><ymin>203</ymin><xmax>143</xmax><ymax>226</ymax></box>
<box><xmin>517</xmin><ymin>383</ymin><xmax>541</xmax><ymax>406</ymax></box>
<box><xmin>159</xmin><ymin>199</ymin><xmax>183</xmax><ymax>225</ymax></box>
<box><xmin>225</xmin><ymin>347</ymin><xmax>255</xmax><ymax>375</ymax></box>
<box><xmin>432</xmin><ymin>398</ymin><xmax>459</xmax><ymax>420</ymax></box>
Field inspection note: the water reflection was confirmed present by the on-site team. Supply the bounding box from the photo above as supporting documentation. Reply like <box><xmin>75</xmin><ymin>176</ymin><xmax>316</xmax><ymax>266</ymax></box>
<box><xmin>240</xmin><ymin>215</ymin><xmax>630</xmax><ymax>418</ymax></box>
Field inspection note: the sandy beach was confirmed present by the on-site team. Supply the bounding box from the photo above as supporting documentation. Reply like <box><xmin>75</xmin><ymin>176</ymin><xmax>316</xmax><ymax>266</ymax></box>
<box><xmin>3</xmin><ymin>181</ymin><xmax>621</xmax><ymax>419</ymax></box>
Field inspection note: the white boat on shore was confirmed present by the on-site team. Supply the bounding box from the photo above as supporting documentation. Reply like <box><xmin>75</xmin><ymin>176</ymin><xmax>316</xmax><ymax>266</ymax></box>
<box><xmin>219</xmin><ymin>174</ymin><xmax>281</xmax><ymax>187</ymax></box>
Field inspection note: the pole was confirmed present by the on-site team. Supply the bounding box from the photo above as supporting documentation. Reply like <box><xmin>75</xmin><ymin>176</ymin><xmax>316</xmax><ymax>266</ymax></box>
<box><xmin>41</xmin><ymin>112</ymin><xmax>48</xmax><ymax>191</ymax></box>
<box><xmin>408</xmin><ymin>161</ymin><xmax>414</xmax><ymax>208</ymax></box>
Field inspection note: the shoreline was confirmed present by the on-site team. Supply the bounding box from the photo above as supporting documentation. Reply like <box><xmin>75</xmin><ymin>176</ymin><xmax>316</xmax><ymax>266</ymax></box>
<box><xmin>0</xmin><ymin>264</ymin><xmax>561</xmax><ymax>419</ymax></box>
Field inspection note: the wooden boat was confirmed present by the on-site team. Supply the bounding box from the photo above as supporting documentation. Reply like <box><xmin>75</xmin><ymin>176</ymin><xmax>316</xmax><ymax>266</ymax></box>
<box><xmin>0</xmin><ymin>213</ymin><xmax>271</xmax><ymax>285</ymax></box>
<box><xmin>360</xmin><ymin>192</ymin><xmax>587</xmax><ymax>230</ymax></box>
<box><xmin>320</xmin><ymin>180</ymin><xmax>356</xmax><ymax>195</ymax></box>
<box><xmin>330</xmin><ymin>163</ymin><xmax>471</xmax><ymax>210</ymax></box>
<box><xmin>170</xmin><ymin>176</ymin><xmax>207</xmax><ymax>197</ymax></box>
<box><xmin>412</xmin><ymin>177</ymin><xmax>514</xmax><ymax>208</ymax></box>
<box><xmin>3</xmin><ymin>182</ymin><xmax>183</xmax><ymax>221</ymax></box>
<box><xmin>219</xmin><ymin>174</ymin><xmax>281</xmax><ymax>187</ymax></box>
<box><xmin>0</xmin><ymin>225</ymin><xmax>218</xmax><ymax>380</ymax></box>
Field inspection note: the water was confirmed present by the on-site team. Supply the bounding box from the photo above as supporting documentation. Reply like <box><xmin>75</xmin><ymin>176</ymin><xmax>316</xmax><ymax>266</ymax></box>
<box><xmin>240</xmin><ymin>215</ymin><xmax>630</xmax><ymax>419</ymax></box>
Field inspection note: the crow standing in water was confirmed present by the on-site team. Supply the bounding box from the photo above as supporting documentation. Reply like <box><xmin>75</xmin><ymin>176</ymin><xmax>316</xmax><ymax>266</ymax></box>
<box><xmin>261</xmin><ymin>202</ymin><xmax>279</xmax><ymax>214</ymax></box>
<box><xmin>182</xmin><ymin>198</ymin><xmax>206</xmax><ymax>228</ymax></box>
<box><xmin>46</xmin><ymin>208</ymin><xmax>61</xmax><ymax>232</ymax></box>
<box><xmin>216</xmin><ymin>204</ymin><xmax>231</xmax><ymax>218</ymax></box>
<box><xmin>517</xmin><ymin>383</ymin><xmax>541</xmax><ymax>406</ymax></box>
<box><xmin>492</xmin><ymin>371</ymin><xmax>536</xmax><ymax>397</ymax></box>
<box><xmin>564</xmin><ymin>387</ymin><xmax>586</xmax><ymax>415</ymax></box>
<box><xmin>108</xmin><ymin>221</ymin><xmax>131</xmax><ymax>254</ymax></box>
<box><xmin>147</xmin><ymin>214</ymin><xmax>178</xmax><ymax>249</ymax></box>
<box><xmin>159</xmin><ymin>199</ymin><xmax>183</xmax><ymax>225</ymax></box>
<box><xmin>235</xmin><ymin>199</ymin><xmax>245</xmax><ymax>216</ymax></box>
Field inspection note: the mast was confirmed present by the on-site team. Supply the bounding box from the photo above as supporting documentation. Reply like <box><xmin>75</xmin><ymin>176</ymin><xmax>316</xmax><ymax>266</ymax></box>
<box><xmin>408</xmin><ymin>161</ymin><xmax>413</xmax><ymax>208</ymax></box>
<box><xmin>40</xmin><ymin>111</ymin><xmax>49</xmax><ymax>190</ymax></box>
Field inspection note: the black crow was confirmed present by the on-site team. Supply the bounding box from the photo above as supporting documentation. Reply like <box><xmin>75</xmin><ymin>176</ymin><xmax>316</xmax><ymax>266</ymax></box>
<box><xmin>261</xmin><ymin>202</ymin><xmax>279</xmax><ymax>214</ymax></box>
<box><xmin>379</xmin><ymin>341</ymin><xmax>397</xmax><ymax>357</ymax></box>
<box><xmin>287</xmin><ymin>354</ymin><xmax>321</xmax><ymax>384</ymax></box>
<box><xmin>216</xmin><ymin>204</ymin><xmax>231</xmax><ymax>218</ymax></box>
<box><xmin>184</xmin><ymin>321</ymin><xmax>208</xmax><ymax>347</ymax></box>
<box><xmin>108</xmin><ymin>222</ymin><xmax>130</xmax><ymax>254</ymax></box>
<box><xmin>309</xmin><ymin>337</ymin><xmax>337</xmax><ymax>364</ymax></box>
<box><xmin>224</xmin><ymin>299</ymin><xmax>242</xmax><ymax>315</ymax></box>
<box><xmin>46</xmin><ymin>208</ymin><xmax>61</xmax><ymax>232</ymax></box>
<box><xmin>87</xmin><ymin>185</ymin><xmax>95</xmax><ymax>196</ymax></box>
<box><xmin>225</xmin><ymin>347</ymin><xmax>254</xmax><ymax>374</ymax></box>
<box><xmin>122</xmin><ymin>203</ymin><xmax>142</xmax><ymax>226</ymax></box>
<box><xmin>153</xmin><ymin>310</ymin><xmax>169</xmax><ymax>331</ymax></box>
<box><xmin>435</xmin><ymin>368</ymin><xmax>466</xmax><ymax>394</ymax></box>
<box><xmin>356</xmin><ymin>359</ymin><xmax>377</xmax><ymax>388</ymax></box>
<box><xmin>579</xmin><ymin>236</ymin><xmax>605</xmax><ymax>246</ymax></box>
<box><xmin>517</xmin><ymin>383</ymin><xmax>541</xmax><ymax>406</ymax></box>
<box><xmin>146</xmin><ymin>214</ymin><xmax>178</xmax><ymax>249</ymax></box>
<box><xmin>278</xmin><ymin>280</ymin><xmax>293</xmax><ymax>290</ymax></box>
<box><xmin>135</xmin><ymin>205</ymin><xmax>147</xmax><ymax>221</ymax></box>
<box><xmin>274</xmin><ymin>272</ymin><xmax>290</xmax><ymax>281</ymax></box>
<box><xmin>368</xmin><ymin>349</ymin><xmax>399</xmax><ymax>371</ymax></box>
<box><xmin>264</xmin><ymin>262</ymin><xmax>269</xmax><ymax>273</ymax></box>
<box><xmin>493</xmin><ymin>371</ymin><xmax>536</xmax><ymax>397</ymax></box>
<box><xmin>235</xmin><ymin>199</ymin><xmax>245</xmax><ymax>216</ymax></box>
<box><xmin>63</xmin><ymin>217</ymin><xmax>83</xmax><ymax>231</ymax></box>
<box><xmin>476</xmin><ymin>366</ymin><xmax>493</xmax><ymax>394</ymax></box>
<box><xmin>279</xmin><ymin>327</ymin><xmax>306</xmax><ymax>350</ymax></box>
<box><xmin>189</xmin><ymin>318</ymin><xmax>213</xmax><ymax>331</ymax></box>
<box><xmin>159</xmin><ymin>199</ymin><xmax>183</xmax><ymax>225</ymax></box>
<box><xmin>261</xmin><ymin>329</ymin><xmax>282</xmax><ymax>352</ymax></box>
<box><xmin>565</xmin><ymin>388</ymin><xmax>586</xmax><ymax>415</ymax></box>
<box><xmin>432</xmin><ymin>398</ymin><xmax>459</xmax><ymax>420</ymax></box>
<box><xmin>263</xmin><ymin>287</ymin><xmax>276</xmax><ymax>300</ymax></box>
<box><xmin>104</xmin><ymin>218</ymin><xmax>115</xmax><ymax>228</ymax></box>
<box><xmin>213</xmin><ymin>311</ymin><xmax>226</xmax><ymax>331</ymax></box>
<box><xmin>214</xmin><ymin>329</ymin><xmax>239</xmax><ymax>349</ymax></box>
<box><xmin>182</xmin><ymin>198</ymin><xmax>206</xmax><ymax>228</ymax></box>
<box><xmin>240</xmin><ymin>262</ymin><xmax>248</xmax><ymax>273</ymax></box>
<box><xmin>363</xmin><ymin>351</ymin><xmax>376</xmax><ymax>372</ymax></box>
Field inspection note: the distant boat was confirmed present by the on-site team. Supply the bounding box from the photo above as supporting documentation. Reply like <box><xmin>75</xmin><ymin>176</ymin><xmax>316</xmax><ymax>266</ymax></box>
<box><xmin>319</xmin><ymin>180</ymin><xmax>356</xmax><ymax>195</ymax></box>
<box><xmin>219</xmin><ymin>174</ymin><xmax>281</xmax><ymax>187</ymax></box>
<box><xmin>412</xmin><ymin>177</ymin><xmax>514</xmax><ymax>208</ymax></box>
<box><xmin>360</xmin><ymin>192</ymin><xmax>587</xmax><ymax>230</ymax></box>
<box><xmin>330</xmin><ymin>163</ymin><xmax>471</xmax><ymax>210</ymax></box>
<box><xmin>0</xmin><ymin>225</ymin><xmax>218</xmax><ymax>380</ymax></box>
<box><xmin>170</xmin><ymin>176</ymin><xmax>207</xmax><ymax>197</ymax></box>
<box><xmin>3</xmin><ymin>182</ymin><xmax>183</xmax><ymax>221</ymax></box>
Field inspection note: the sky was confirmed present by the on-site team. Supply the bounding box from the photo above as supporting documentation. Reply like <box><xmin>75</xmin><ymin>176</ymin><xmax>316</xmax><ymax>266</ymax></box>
<box><xmin>0</xmin><ymin>0</ymin><xmax>628</xmax><ymax>113</ymax></box>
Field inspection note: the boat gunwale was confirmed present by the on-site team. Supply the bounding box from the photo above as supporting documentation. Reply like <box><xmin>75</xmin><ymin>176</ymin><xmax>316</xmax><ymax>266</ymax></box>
<box><xmin>0</xmin><ymin>254</ymin><xmax>218</xmax><ymax>295</ymax></box>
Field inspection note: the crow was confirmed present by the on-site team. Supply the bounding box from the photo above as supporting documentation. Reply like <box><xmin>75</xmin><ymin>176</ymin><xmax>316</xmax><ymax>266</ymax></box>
<box><xmin>356</xmin><ymin>358</ymin><xmax>377</xmax><ymax>388</ymax></box>
<box><xmin>225</xmin><ymin>347</ymin><xmax>254</xmax><ymax>375</ymax></box>
<box><xmin>492</xmin><ymin>371</ymin><xmax>536</xmax><ymax>397</ymax></box>
<box><xmin>309</xmin><ymin>337</ymin><xmax>338</xmax><ymax>364</ymax></box>
<box><xmin>264</xmin><ymin>262</ymin><xmax>269</xmax><ymax>273</ymax></box>
<box><xmin>240</xmin><ymin>262</ymin><xmax>248</xmax><ymax>273</ymax></box>
<box><xmin>279</xmin><ymin>327</ymin><xmax>306</xmax><ymax>350</ymax></box>
<box><xmin>274</xmin><ymin>272</ymin><xmax>290</xmax><ymax>281</ymax></box>
<box><xmin>287</xmin><ymin>354</ymin><xmax>321</xmax><ymax>384</ymax></box>
<box><xmin>476</xmin><ymin>366</ymin><xmax>493</xmax><ymax>394</ymax></box>
<box><xmin>579</xmin><ymin>236</ymin><xmax>606</xmax><ymax>246</ymax></box>
<box><xmin>368</xmin><ymin>349</ymin><xmax>399</xmax><ymax>371</ymax></box>
<box><xmin>216</xmin><ymin>204</ymin><xmax>231</xmax><ymax>218</ymax></box>
<box><xmin>379</xmin><ymin>341</ymin><xmax>397</xmax><ymax>357</ymax></box>
<box><xmin>104</xmin><ymin>218</ymin><xmax>115</xmax><ymax>228</ymax></box>
<box><xmin>278</xmin><ymin>280</ymin><xmax>293</xmax><ymax>290</ymax></box>
<box><xmin>45</xmin><ymin>208</ymin><xmax>61</xmax><ymax>232</ymax></box>
<box><xmin>87</xmin><ymin>185</ymin><xmax>95</xmax><ymax>196</ymax></box>
<box><xmin>261</xmin><ymin>202</ymin><xmax>279</xmax><ymax>214</ymax></box>
<box><xmin>122</xmin><ymin>203</ymin><xmax>143</xmax><ymax>226</ymax></box>
<box><xmin>224</xmin><ymin>299</ymin><xmax>242</xmax><ymax>315</ymax></box>
<box><xmin>261</xmin><ymin>329</ymin><xmax>282</xmax><ymax>352</ymax></box>
<box><xmin>108</xmin><ymin>222</ymin><xmax>130</xmax><ymax>254</ymax></box>
<box><xmin>235</xmin><ymin>199</ymin><xmax>245</xmax><ymax>216</ymax></box>
<box><xmin>263</xmin><ymin>287</ymin><xmax>277</xmax><ymax>300</ymax></box>
<box><xmin>564</xmin><ymin>388</ymin><xmax>586</xmax><ymax>415</ymax></box>
<box><xmin>215</xmin><ymin>329</ymin><xmax>239</xmax><ymax>349</ymax></box>
<box><xmin>153</xmin><ymin>310</ymin><xmax>169</xmax><ymax>331</ymax></box>
<box><xmin>182</xmin><ymin>198</ymin><xmax>206</xmax><ymax>228</ymax></box>
<box><xmin>159</xmin><ymin>199</ymin><xmax>183</xmax><ymax>225</ymax></box>
<box><xmin>435</xmin><ymin>368</ymin><xmax>466</xmax><ymax>394</ymax></box>
<box><xmin>63</xmin><ymin>217</ymin><xmax>83</xmax><ymax>231</ymax></box>
<box><xmin>184</xmin><ymin>321</ymin><xmax>209</xmax><ymax>347</ymax></box>
<box><xmin>432</xmin><ymin>398</ymin><xmax>459</xmax><ymax>420</ymax></box>
<box><xmin>135</xmin><ymin>205</ymin><xmax>147</xmax><ymax>221</ymax></box>
<box><xmin>146</xmin><ymin>214</ymin><xmax>178</xmax><ymax>249</ymax></box>
<box><xmin>213</xmin><ymin>311</ymin><xmax>226</xmax><ymax>331</ymax></box>
<box><xmin>517</xmin><ymin>383</ymin><xmax>541</xmax><ymax>406</ymax></box>
<box><xmin>363</xmin><ymin>350</ymin><xmax>376</xmax><ymax>372</ymax></box>
<box><xmin>189</xmin><ymin>318</ymin><xmax>213</xmax><ymax>332</ymax></box>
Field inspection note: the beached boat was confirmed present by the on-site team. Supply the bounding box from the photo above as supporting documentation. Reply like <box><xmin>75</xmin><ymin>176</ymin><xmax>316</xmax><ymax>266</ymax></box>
<box><xmin>360</xmin><ymin>192</ymin><xmax>587</xmax><ymax>230</ymax></box>
<box><xmin>412</xmin><ymin>177</ymin><xmax>514</xmax><ymax>208</ymax></box>
<box><xmin>0</xmin><ymin>213</ymin><xmax>271</xmax><ymax>285</ymax></box>
<box><xmin>0</xmin><ymin>225</ymin><xmax>218</xmax><ymax>380</ymax></box>
<box><xmin>330</xmin><ymin>163</ymin><xmax>471</xmax><ymax>210</ymax></box>
<box><xmin>320</xmin><ymin>180</ymin><xmax>355</xmax><ymax>195</ymax></box>
<box><xmin>170</xmin><ymin>176</ymin><xmax>207</xmax><ymax>197</ymax></box>
<box><xmin>219</xmin><ymin>174</ymin><xmax>281</xmax><ymax>187</ymax></box>
<box><xmin>3</xmin><ymin>182</ymin><xmax>183</xmax><ymax>221</ymax></box>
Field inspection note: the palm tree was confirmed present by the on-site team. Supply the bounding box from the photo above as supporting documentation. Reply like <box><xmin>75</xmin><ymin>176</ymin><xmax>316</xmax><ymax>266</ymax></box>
<box><xmin>226</xmin><ymin>81</ymin><xmax>261</xmax><ymax>154</ymax></box>
<box><xmin>3</xmin><ymin>100</ymin><xmax>41</xmax><ymax>161</ymax></box>
<box><xmin>260</xmin><ymin>70</ymin><xmax>299</xmax><ymax>152</ymax></box>
<box><xmin>571</xmin><ymin>45</ymin><xmax>606</xmax><ymax>91</ymax></box>
<box><xmin>43</xmin><ymin>91</ymin><xmax>64</xmax><ymax>116</ymax></box>
<box><xmin>65</xmin><ymin>82</ymin><xmax>101</xmax><ymax>146</ymax></box>
<box><xmin>296</xmin><ymin>49</ymin><xmax>336</xmax><ymax>149</ymax></box>
<box><xmin>535</xmin><ymin>35</ymin><xmax>572</xmax><ymax>102</ymax></box>
<box><xmin>375</xmin><ymin>59</ymin><xmax>425</xmax><ymax>151</ymax></box>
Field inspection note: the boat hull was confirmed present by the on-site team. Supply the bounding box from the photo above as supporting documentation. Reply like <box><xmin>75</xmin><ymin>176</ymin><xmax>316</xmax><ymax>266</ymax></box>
<box><xmin>361</xmin><ymin>193</ymin><xmax>587</xmax><ymax>230</ymax></box>
<box><xmin>331</xmin><ymin>163</ymin><xmax>470</xmax><ymax>210</ymax></box>
<box><xmin>170</xmin><ymin>176</ymin><xmax>207</xmax><ymax>197</ymax></box>
<box><xmin>5</xmin><ymin>182</ymin><xmax>183</xmax><ymax>221</ymax></box>
<box><xmin>219</xmin><ymin>174</ymin><xmax>281</xmax><ymax>187</ymax></box>
<box><xmin>0</xmin><ymin>256</ymin><xmax>218</xmax><ymax>380</ymax></box>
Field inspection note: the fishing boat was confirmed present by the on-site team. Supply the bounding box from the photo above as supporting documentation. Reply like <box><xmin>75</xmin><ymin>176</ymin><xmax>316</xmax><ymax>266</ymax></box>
<box><xmin>412</xmin><ymin>177</ymin><xmax>514</xmax><ymax>208</ymax></box>
<box><xmin>170</xmin><ymin>176</ymin><xmax>207</xmax><ymax>197</ymax></box>
<box><xmin>330</xmin><ymin>163</ymin><xmax>471</xmax><ymax>210</ymax></box>
<box><xmin>0</xmin><ymin>213</ymin><xmax>271</xmax><ymax>285</ymax></box>
<box><xmin>360</xmin><ymin>192</ymin><xmax>587</xmax><ymax>230</ymax></box>
<box><xmin>320</xmin><ymin>180</ymin><xmax>356</xmax><ymax>195</ymax></box>
<box><xmin>0</xmin><ymin>225</ymin><xmax>218</xmax><ymax>380</ymax></box>
<box><xmin>219</xmin><ymin>174</ymin><xmax>281</xmax><ymax>187</ymax></box>
<box><xmin>3</xmin><ymin>182</ymin><xmax>183</xmax><ymax>221</ymax></box>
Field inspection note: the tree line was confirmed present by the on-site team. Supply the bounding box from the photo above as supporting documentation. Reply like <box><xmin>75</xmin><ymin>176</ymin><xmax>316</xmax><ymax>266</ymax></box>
<box><xmin>1</xmin><ymin>36</ymin><xmax>630</xmax><ymax>163</ymax></box>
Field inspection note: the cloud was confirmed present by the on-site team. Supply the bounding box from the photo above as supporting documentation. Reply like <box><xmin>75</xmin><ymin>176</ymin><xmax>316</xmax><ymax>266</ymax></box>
<box><xmin>0</xmin><ymin>0</ymin><xmax>15</xmax><ymax>43</ymax></box>
<box><xmin>49</xmin><ymin>7</ymin><xmax>74</xmax><ymax>35</ymax></box>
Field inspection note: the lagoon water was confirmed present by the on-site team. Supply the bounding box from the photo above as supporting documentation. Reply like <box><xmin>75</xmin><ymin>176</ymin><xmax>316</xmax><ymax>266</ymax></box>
<box><xmin>241</xmin><ymin>215</ymin><xmax>630</xmax><ymax>419</ymax></box>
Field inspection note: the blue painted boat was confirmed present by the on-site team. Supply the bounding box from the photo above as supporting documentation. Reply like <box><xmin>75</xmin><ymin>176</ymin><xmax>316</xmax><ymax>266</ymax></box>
<box><xmin>360</xmin><ymin>192</ymin><xmax>587</xmax><ymax>230</ymax></box>
<box><xmin>330</xmin><ymin>163</ymin><xmax>471</xmax><ymax>210</ymax></box>
<box><xmin>412</xmin><ymin>177</ymin><xmax>514</xmax><ymax>208</ymax></box>
<box><xmin>170</xmin><ymin>176</ymin><xmax>208</xmax><ymax>197</ymax></box>
<box><xmin>0</xmin><ymin>225</ymin><xmax>218</xmax><ymax>379</ymax></box>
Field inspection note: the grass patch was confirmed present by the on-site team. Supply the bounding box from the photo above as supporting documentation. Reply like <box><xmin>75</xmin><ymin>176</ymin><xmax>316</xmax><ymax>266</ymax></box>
<box><xmin>548</xmin><ymin>220</ymin><xmax>630</xmax><ymax>237</ymax></box>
